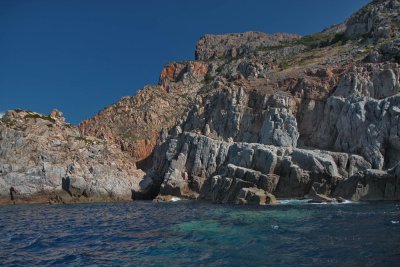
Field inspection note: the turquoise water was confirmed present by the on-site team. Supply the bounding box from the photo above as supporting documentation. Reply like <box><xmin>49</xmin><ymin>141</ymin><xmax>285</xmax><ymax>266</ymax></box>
<box><xmin>0</xmin><ymin>200</ymin><xmax>399</xmax><ymax>266</ymax></box>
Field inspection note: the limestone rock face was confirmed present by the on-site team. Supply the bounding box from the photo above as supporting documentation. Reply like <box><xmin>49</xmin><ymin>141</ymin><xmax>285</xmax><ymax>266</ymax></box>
<box><xmin>299</xmin><ymin>94</ymin><xmax>400</xmax><ymax>170</ymax></box>
<box><xmin>3</xmin><ymin>0</ymin><xmax>400</xmax><ymax>204</ymax></box>
<box><xmin>183</xmin><ymin>88</ymin><xmax>299</xmax><ymax>147</ymax></box>
<box><xmin>344</xmin><ymin>0</ymin><xmax>400</xmax><ymax>42</ymax></box>
<box><xmin>0</xmin><ymin>110</ymin><xmax>144</xmax><ymax>202</ymax></box>
<box><xmin>90</xmin><ymin>0</ymin><xmax>400</xmax><ymax>203</ymax></box>
<box><xmin>333</xmin><ymin>63</ymin><xmax>400</xmax><ymax>99</ymax></box>
<box><xmin>137</xmin><ymin>132</ymin><xmax>372</xmax><ymax>203</ymax></box>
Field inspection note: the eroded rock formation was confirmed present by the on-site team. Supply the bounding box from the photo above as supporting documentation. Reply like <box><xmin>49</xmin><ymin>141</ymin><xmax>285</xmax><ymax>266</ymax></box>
<box><xmin>1</xmin><ymin>0</ymin><xmax>400</xmax><ymax>204</ymax></box>
<box><xmin>133</xmin><ymin>0</ymin><xmax>400</xmax><ymax>203</ymax></box>
<box><xmin>0</xmin><ymin>109</ymin><xmax>144</xmax><ymax>204</ymax></box>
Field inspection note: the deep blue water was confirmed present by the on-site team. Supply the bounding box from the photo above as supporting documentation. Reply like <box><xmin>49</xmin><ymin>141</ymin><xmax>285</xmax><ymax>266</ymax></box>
<box><xmin>0</xmin><ymin>200</ymin><xmax>399</xmax><ymax>266</ymax></box>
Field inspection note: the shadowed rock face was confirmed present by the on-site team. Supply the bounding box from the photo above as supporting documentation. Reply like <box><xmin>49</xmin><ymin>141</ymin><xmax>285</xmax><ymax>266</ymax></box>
<box><xmin>2</xmin><ymin>0</ymin><xmax>400</xmax><ymax>204</ymax></box>
<box><xmin>333</xmin><ymin>164</ymin><xmax>400</xmax><ymax>201</ymax></box>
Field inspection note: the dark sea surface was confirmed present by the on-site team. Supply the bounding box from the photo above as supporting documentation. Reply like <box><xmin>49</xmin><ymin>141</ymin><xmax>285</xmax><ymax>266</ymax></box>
<box><xmin>0</xmin><ymin>200</ymin><xmax>399</xmax><ymax>266</ymax></box>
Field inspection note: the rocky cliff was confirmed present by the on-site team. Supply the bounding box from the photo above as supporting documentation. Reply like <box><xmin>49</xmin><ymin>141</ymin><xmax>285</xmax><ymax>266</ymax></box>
<box><xmin>0</xmin><ymin>109</ymin><xmax>144</xmax><ymax>204</ymax></box>
<box><xmin>79</xmin><ymin>61</ymin><xmax>208</xmax><ymax>166</ymax></box>
<box><xmin>131</xmin><ymin>0</ymin><xmax>400</xmax><ymax>203</ymax></box>
<box><xmin>1</xmin><ymin>0</ymin><xmax>400</xmax><ymax>204</ymax></box>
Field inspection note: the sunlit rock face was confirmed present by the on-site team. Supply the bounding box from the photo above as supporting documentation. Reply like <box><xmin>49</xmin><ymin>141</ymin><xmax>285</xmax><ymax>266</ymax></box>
<box><xmin>0</xmin><ymin>109</ymin><xmax>145</xmax><ymax>203</ymax></box>
<box><xmin>2</xmin><ymin>0</ymin><xmax>400</xmax><ymax>204</ymax></box>
<box><xmin>131</xmin><ymin>0</ymin><xmax>400</xmax><ymax>203</ymax></box>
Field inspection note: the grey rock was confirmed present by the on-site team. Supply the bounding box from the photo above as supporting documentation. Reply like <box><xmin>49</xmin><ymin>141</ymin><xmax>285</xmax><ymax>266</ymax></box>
<box><xmin>333</xmin><ymin>163</ymin><xmax>400</xmax><ymax>201</ymax></box>
<box><xmin>195</xmin><ymin>32</ymin><xmax>301</xmax><ymax>61</ymax></box>
<box><xmin>344</xmin><ymin>0</ymin><xmax>400</xmax><ymax>43</ymax></box>
<box><xmin>183</xmin><ymin>87</ymin><xmax>299</xmax><ymax>147</ymax></box>
<box><xmin>299</xmin><ymin>93</ymin><xmax>400</xmax><ymax>170</ymax></box>
<box><xmin>236</xmin><ymin>187</ymin><xmax>276</xmax><ymax>205</ymax></box>
<box><xmin>143</xmin><ymin>131</ymin><xmax>373</xmax><ymax>202</ymax></box>
<box><xmin>0</xmin><ymin>110</ymin><xmax>145</xmax><ymax>200</ymax></box>
<box><xmin>308</xmin><ymin>188</ymin><xmax>334</xmax><ymax>203</ymax></box>
<box><xmin>333</xmin><ymin>63</ymin><xmax>400</xmax><ymax>99</ymax></box>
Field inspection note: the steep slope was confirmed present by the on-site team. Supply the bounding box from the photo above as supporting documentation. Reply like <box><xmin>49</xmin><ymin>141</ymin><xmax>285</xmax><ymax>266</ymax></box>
<box><xmin>79</xmin><ymin>62</ymin><xmax>208</xmax><ymax>167</ymax></box>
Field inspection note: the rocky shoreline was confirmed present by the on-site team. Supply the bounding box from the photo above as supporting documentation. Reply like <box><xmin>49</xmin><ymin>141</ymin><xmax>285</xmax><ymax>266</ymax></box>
<box><xmin>0</xmin><ymin>192</ymin><xmax>133</xmax><ymax>206</ymax></box>
<box><xmin>1</xmin><ymin>0</ymin><xmax>400</xmax><ymax>205</ymax></box>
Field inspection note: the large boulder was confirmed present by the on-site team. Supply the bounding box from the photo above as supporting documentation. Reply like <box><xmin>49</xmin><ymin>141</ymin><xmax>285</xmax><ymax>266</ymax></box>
<box><xmin>236</xmin><ymin>187</ymin><xmax>276</xmax><ymax>205</ymax></box>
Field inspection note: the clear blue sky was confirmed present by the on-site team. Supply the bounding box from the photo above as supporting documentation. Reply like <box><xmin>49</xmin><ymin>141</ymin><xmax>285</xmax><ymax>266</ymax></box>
<box><xmin>0</xmin><ymin>0</ymin><xmax>371</xmax><ymax>124</ymax></box>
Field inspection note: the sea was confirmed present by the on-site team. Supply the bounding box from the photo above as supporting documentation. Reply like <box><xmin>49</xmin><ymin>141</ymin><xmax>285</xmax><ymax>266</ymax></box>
<box><xmin>0</xmin><ymin>200</ymin><xmax>399</xmax><ymax>266</ymax></box>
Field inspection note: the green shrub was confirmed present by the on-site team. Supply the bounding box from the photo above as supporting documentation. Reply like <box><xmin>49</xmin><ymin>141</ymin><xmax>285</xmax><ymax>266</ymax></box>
<box><xmin>279</xmin><ymin>62</ymin><xmax>290</xmax><ymax>70</ymax></box>
<box><xmin>204</xmin><ymin>72</ymin><xmax>213</xmax><ymax>83</ymax></box>
<box><xmin>258</xmin><ymin>44</ymin><xmax>286</xmax><ymax>51</ymax></box>
<box><xmin>75</xmin><ymin>136</ymin><xmax>95</xmax><ymax>145</ymax></box>
<box><xmin>24</xmin><ymin>113</ymin><xmax>55</xmax><ymax>123</ymax></box>
<box><xmin>293</xmin><ymin>32</ymin><xmax>346</xmax><ymax>49</ymax></box>
<box><xmin>215</xmin><ymin>65</ymin><xmax>224</xmax><ymax>73</ymax></box>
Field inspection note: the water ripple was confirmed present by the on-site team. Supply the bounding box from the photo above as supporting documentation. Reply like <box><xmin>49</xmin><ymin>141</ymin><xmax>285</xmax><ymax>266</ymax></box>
<box><xmin>0</xmin><ymin>201</ymin><xmax>399</xmax><ymax>266</ymax></box>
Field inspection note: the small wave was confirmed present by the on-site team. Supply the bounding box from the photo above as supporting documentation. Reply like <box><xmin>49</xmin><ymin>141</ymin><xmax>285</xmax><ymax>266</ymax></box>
<box><xmin>335</xmin><ymin>199</ymin><xmax>353</xmax><ymax>204</ymax></box>
<box><xmin>308</xmin><ymin>202</ymin><xmax>329</xmax><ymax>205</ymax></box>
<box><xmin>277</xmin><ymin>198</ymin><xmax>354</xmax><ymax>205</ymax></box>
<box><xmin>171</xmin><ymin>197</ymin><xmax>181</xmax><ymax>202</ymax></box>
<box><xmin>391</xmin><ymin>221</ymin><xmax>399</xmax><ymax>224</ymax></box>
<box><xmin>276</xmin><ymin>199</ymin><xmax>311</xmax><ymax>205</ymax></box>
<box><xmin>309</xmin><ymin>200</ymin><xmax>354</xmax><ymax>205</ymax></box>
